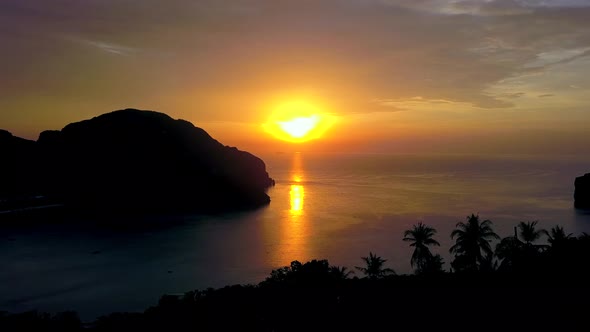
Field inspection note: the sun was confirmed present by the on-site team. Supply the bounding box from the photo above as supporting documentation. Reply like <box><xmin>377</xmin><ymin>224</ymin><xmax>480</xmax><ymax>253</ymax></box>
<box><xmin>263</xmin><ymin>100</ymin><xmax>335</xmax><ymax>143</ymax></box>
<box><xmin>277</xmin><ymin>115</ymin><xmax>320</xmax><ymax>139</ymax></box>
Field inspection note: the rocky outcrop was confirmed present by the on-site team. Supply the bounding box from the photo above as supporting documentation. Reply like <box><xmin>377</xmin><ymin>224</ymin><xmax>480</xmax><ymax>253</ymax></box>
<box><xmin>1</xmin><ymin>109</ymin><xmax>274</xmax><ymax>214</ymax></box>
<box><xmin>575</xmin><ymin>173</ymin><xmax>590</xmax><ymax>209</ymax></box>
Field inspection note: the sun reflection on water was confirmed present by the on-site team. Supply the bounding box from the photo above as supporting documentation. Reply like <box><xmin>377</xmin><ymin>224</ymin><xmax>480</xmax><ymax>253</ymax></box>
<box><xmin>263</xmin><ymin>152</ymin><xmax>311</xmax><ymax>266</ymax></box>
<box><xmin>290</xmin><ymin>152</ymin><xmax>305</xmax><ymax>215</ymax></box>
<box><xmin>290</xmin><ymin>184</ymin><xmax>304</xmax><ymax>214</ymax></box>
<box><xmin>271</xmin><ymin>152</ymin><xmax>309</xmax><ymax>265</ymax></box>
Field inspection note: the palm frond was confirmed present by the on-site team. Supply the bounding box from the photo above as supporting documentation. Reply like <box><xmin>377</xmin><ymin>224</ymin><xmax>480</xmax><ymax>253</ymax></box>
<box><xmin>424</xmin><ymin>238</ymin><xmax>441</xmax><ymax>246</ymax></box>
<box><xmin>450</xmin><ymin>229</ymin><xmax>465</xmax><ymax>239</ymax></box>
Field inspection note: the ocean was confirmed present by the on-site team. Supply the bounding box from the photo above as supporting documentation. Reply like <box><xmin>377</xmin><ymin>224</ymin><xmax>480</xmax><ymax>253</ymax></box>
<box><xmin>1</xmin><ymin>152</ymin><xmax>589</xmax><ymax>320</ymax></box>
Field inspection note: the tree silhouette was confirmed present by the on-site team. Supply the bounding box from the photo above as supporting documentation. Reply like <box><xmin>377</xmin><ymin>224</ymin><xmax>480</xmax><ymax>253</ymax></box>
<box><xmin>264</xmin><ymin>260</ymin><xmax>352</xmax><ymax>285</ymax></box>
<box><xmin>403</xmin><ymin>222</ymin><xmax>441</xmax><ymax>273</ymax></box>
<box><xmin>546</xmin><ymin>225</ymin><xmax>573</xmax><ymax>246</ymax></box>
<box><xmin>544</xmin><ymin>226</ymin><xmax>578</xmax><ymax>275</ymax></box>
<box><xmin>478</xmin><ymin>252</ymin><xmax>497</xmax><ymax>273</ymax></box>
<box><xmin>495</xmin><ymin>235</ymin><xmax>524</xmax><ymax>271</ymax></box>
<box><xmin>419</xmin><ymin>254</ymin><xmax>446</xmax><ymax>275</ymax></box>
<box><xmin>517</xmin><ymin>221</ymin><xmax>546</xmax><ymax>245</ymax></box>
<box><xmin>450</xmin><ymin>214</ymin><xmax>499</xmax><ymax>272</ymax></box>
<box><xmin>496</xmin><ymin>222</ymin><xmax>550</xmax><ymax>273</ymax></box>
<box><xmin>329</xmin><ymin>266</ymin><xmax>354</xmax><ymax>280</ymax></box>
<box><xmin>355</xmin><ymin>252</ymin><xmax>395</xmax><ymax>279</ymax></box>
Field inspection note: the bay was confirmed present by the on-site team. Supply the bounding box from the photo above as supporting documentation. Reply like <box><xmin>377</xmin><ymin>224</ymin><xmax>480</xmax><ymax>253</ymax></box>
<box><xmin>1</xmin><ymin>152</ymin><xmax>589</xmax><ymax>320</ymax></box>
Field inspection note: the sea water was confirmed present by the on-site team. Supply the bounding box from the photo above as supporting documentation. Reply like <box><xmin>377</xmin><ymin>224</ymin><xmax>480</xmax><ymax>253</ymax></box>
<box><xmin>1</xmin><ymin>152</ymin><xmax>589</xmax><ymax>320</ymax></box>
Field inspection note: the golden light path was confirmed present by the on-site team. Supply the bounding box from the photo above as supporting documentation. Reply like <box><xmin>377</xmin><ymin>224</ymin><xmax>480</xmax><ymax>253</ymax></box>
<box><xmin>263</xmin><ymin>152</ymin><xmax>312</xmax><ymax>266</ymax></box>
<box><xmin>263</xmin><ymin>152</ymin><xmax>311</xmax><ymax>267</ymax></box>
<box><xmin>286</xmin><ymin>152</ymin><xmax>307</xmax><ymax>262</ymax></box>
<box><xmin>263</xmin><ymin>100</ymin><xmax>336</xmax><ymax>143</ymax></box>
<box><xmin>265</xmin><ymin>152</ymin><xmax>308</xmax><ymax>265</ymax></box>
<box><xmin>290</xmin><ymin>184</ymin><xmax>304</xmax><ymax>214</ymax></box>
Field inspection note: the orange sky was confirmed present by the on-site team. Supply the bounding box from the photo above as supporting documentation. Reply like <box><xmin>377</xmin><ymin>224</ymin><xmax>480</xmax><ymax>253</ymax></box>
<box><xmin>1</xmin><ymin>0</ymin><xmax>590</xmax><ymax>155</ymax></box>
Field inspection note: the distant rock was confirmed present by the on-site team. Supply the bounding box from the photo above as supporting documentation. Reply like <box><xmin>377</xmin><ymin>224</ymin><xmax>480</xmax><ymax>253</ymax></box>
<box><xmin>1</xmin><ymin>109</ymin><xmax>274</xmax><ymax>215</ymax></box>
<box><xmin>575</xmin><ymin>173</ymin><xmax>590</xmax><ymax>209</ymax></box>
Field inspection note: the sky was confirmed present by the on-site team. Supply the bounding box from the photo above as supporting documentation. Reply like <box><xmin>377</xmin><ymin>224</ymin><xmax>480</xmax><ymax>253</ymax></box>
<box><xmin>1</xmin><ymin>0</ymin><xmax>590</xmax><ymax>155</ymax></box>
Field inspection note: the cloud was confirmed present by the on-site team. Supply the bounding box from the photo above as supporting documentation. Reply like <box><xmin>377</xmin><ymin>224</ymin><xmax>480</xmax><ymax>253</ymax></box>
<box><xmin>517</xmin><ymin>0</ymin><xmax>590</xmax><ymax>8</ymax></box>
<box><xmin>503</xmin><ymin>92</ymin><xmax>526</xmax><ymax>98</ymax></box>
<box><xmin>1</xmin><ymin>0</ymin><xmax>590</xmax><ymax>122</ymax></box>
<box><xmin>378</xmin><ymin>0</ymin><xmax>590</xmax><ymax>16</ymax></box>
<box><xmin>375</xmin><ymin>0</ymin><xmax>531</xmax><ymax>16</ymax></box>
<box><xmin>75</xmin><ymin>39</ymin><xmax>139</xmax><ymax>56</ymax></box>
<box><xmin>373</xmin><ymin>96</ymin><xmax>490</xmax><ymax>112</ymax></box>
<box><xmin>524</xmin><ymin>47</ymin><xmax>590</xmax><ymax>68</ymax></box>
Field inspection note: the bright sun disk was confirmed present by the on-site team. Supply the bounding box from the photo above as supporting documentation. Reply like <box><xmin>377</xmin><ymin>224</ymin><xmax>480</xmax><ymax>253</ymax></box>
<box><xmin>263</xmin><ymin>100</ymin><xmax>336</xmax><ymax>143</ymax></box>
<box><xmin>277</xmin><ymin>115</ymin><xmax>320</xmax><ymax>138</ymax></box>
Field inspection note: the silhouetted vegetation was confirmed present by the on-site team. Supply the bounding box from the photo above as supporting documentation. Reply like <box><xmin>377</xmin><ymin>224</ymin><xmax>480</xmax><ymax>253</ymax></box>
<box><xmin>546</xmin><ymin>225</ymin><xmax>573</xmax><ymax>246</ymax></box>
<box><xmin>403</xmin><ymin>222</ymin><xmax>443</xmax><ymax>274</ymax></box>
<box><xmin>450</xmin><ymin>214</ymin><xmax>500</xmax><ymax>272</ymax></box>
<box><xmin>3</xmin><ymin>215</ymin><xmax>590</xmax><ymax>331</ymax></box>
<box><xmin>355</xmin><ymin>252</ymin><xmax>395</xmax><ymax>278</ymax></box>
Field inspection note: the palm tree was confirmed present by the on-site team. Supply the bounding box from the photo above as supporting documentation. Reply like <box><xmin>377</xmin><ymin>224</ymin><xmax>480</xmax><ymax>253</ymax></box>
<box><xmin>329</xmin><ymin>266</ymin><xmax>353</xmax><ymax>279</ymax></box>
<box><xmin>355</xmin><ymin>252</ymin><xmax>395</xmax><ymax>279</ymax></box>
<box><xmin>403</xmin><ymin>222</ymin><xmax>440</xmax><ymax>273</ymax></box>
<box><xmin>546</xmin><ymin>225</ymin><xmax>573</xmax><ymax>246</ymax></box>
<box><xmin>450</xmin><ymin>214</ymin><xmax>499</xmax><ymax>272</ymax></box>
<box><xmin>517</xmin><ymin>221</ymin><xmax>546</xmax><ymax>245</ymax></box>
<box><xmin>495</xmin><ymin>235</ymin><xmax>524</xmax><ymax>271</ymax></box>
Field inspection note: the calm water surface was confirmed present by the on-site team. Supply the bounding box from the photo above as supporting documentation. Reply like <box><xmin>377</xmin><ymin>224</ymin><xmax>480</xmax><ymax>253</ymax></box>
<box><xmin>1</xmin><ymin>153</ymin><xmax>590</xmax><ymax>319</ymax></box>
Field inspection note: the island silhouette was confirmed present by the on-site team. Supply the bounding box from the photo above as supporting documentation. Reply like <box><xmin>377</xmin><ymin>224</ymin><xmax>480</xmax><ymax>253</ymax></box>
<box><xmin>0</xmin><ymin>109</ymin><xmax>274</xmax><ymax>217</ymax></box>
<box><xmin>575</xmin><ymin>173</ymin><xmax>590</xmax><ymax>209</ymax></box>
